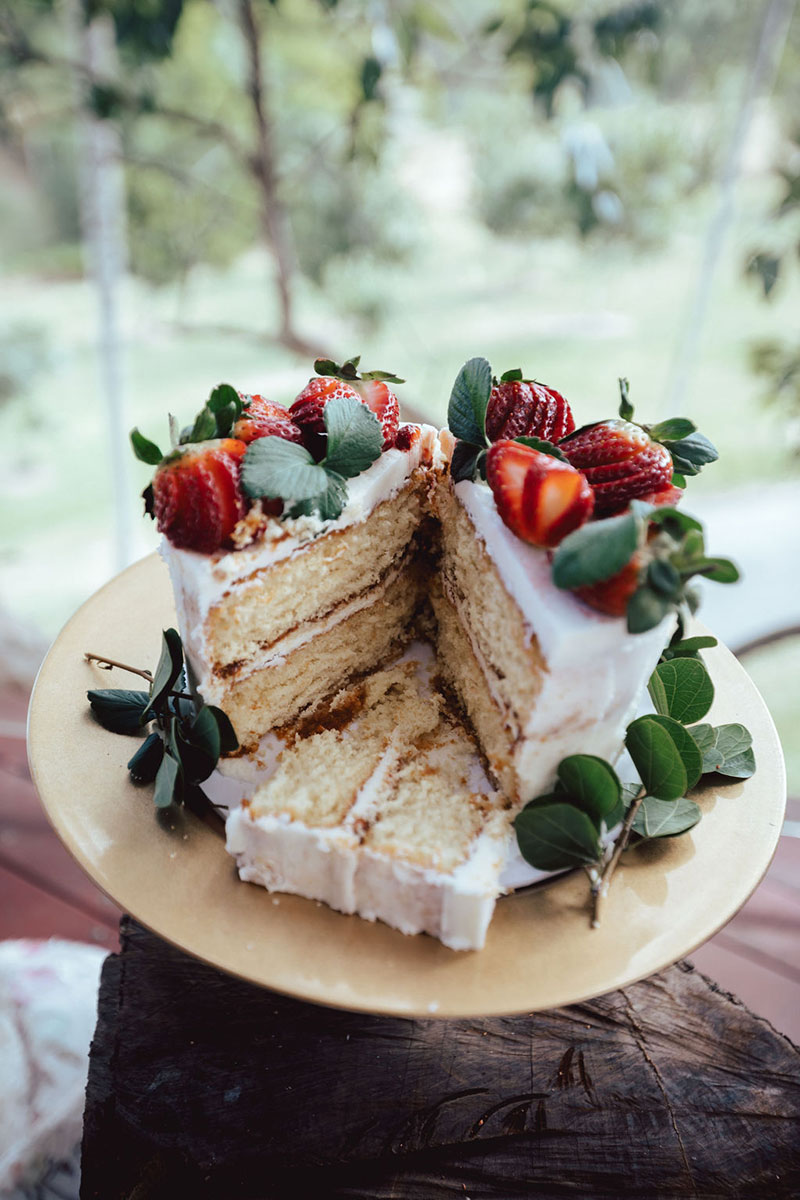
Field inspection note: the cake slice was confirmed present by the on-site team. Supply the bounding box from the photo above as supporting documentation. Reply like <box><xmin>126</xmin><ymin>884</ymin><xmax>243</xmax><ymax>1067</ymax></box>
<box><xmin>225</xmin><ymin>649</ymin><xmax>511</xmax><ymax>950</ymax></box>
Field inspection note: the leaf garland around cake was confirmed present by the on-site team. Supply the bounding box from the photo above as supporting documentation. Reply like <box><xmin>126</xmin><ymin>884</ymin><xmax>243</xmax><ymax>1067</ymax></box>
<box><xmin>241</xmin><ymin>393</ymin><xmax>382</xmax><ymax>521</ymax></box>
<box><xmin>514</xmin><ymin>645</ymin><xmax>755</xmax><ymax>926</ymax></box>
<box><xmin>86</xmin><ymin>630</ymin><xmax>238</xmax><ymax>817</ymax></box>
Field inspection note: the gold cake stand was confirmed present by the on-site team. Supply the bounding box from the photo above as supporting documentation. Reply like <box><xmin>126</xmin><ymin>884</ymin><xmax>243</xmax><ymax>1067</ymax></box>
<box><xmin>28</xmin><ymin>553</ymin><xmax>786</xmax><ymax>1018</ymax></box>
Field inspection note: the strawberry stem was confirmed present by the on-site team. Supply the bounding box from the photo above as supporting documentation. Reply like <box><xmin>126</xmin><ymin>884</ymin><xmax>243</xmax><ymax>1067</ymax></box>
<box><xmin>590</xmin><ymin>788</ymin><xmax>645</xmax><ymax>928</ymax></box>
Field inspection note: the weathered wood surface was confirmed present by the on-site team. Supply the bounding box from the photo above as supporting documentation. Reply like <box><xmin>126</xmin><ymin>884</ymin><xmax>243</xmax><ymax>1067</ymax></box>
<box><xmin>81</xmin><ymin>918</ymin><xmax>800</xmax><ymax>1199</ymax></box>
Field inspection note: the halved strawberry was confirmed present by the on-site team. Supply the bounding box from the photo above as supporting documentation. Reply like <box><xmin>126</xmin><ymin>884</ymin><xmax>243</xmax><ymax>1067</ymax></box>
<box><xmin>572</xmin><ymin>552</ymin><xmax>644</xmax><ymax>617</ymax></box>
<box><xmin>486</xmin><ymin>440</ymin><xmax>594</xmax><ymax>549</ymax></box>
<box><xmin>485</xmin><ymin>378</ymin><xmax>575</xmax><ymax>444</ymax></box>
<box><xmin>560</xmin><ymin>419</ymin><xmax>672</xmax><ymax>515</ymax></box>
<box><xmin>152</xmin><ymin>438</ymin><xmax>248</xmax><ymax>553</ymax></box>
<box><xmin>233</xmin><ymin>395</ymin><xmax>304</xmax><ymax>446</ymax></box>
<box><xmin>289</xmin><ymin>377</ymin><xmax>362</xmax><ymax>461</ymax></box>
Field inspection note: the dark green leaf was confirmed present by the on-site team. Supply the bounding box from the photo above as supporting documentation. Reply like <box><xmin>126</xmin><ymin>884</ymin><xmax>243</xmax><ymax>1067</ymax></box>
<box><xmin>695</xmin><ymin>557</ymin><xmax>740</xmax><ymax>584</ymax></box>
<box><xmin>360</xmin><ymin>54</ymin><xmax>382</xmax><ymax>101</ymax></box>
<box><xmin>647</xmin><ymin>506</ymin><xmax>703</xmax><ymax>534</ymax></box>
<box><xmin>625</xmin><ymin>714</ymin><xmax>702</xmax><ymax>800</ymax></box>
<box><xmin>130</xmin><ymin>428</ymin><xmax>163</xmax><ymax>465</ymax></box>
<box><xmin>142</xmin><ymin>629</ymin><xmax>184</xmax><ymax>722</ymax></box>
<box><xmin>552</xmin><ymin>511</ymin><xmax>640</xmax><ymax>590</ymax></box>
<box><xmin>514</xmin><ymin>436</ymin><xmax>568</xmax><ymax>462</ymax></box>
<box><xmin>514</xmin><ymin>802</ymin><xmax>601</xmax><ymax>871</ymax></box>
<box><xmin>323</xmin><ymin>394</ymin><xmax>383</xmax><ymax>478</ymax></box>
<box><xmin>448</xmin><ymin>357</ymin><xmax>492</xmax><ymax>446</ymax></box>
<box><xmin>500</xmin><ymin>367</ymin><xmax>523</xmax><ymax>382</ymax></box>
<box><xmin>647</xmin><ymin>418</ymin><xmax>697</xmax><ymax>442</ymax></box>
<box><xmin>206</xmin><ymin>705</ymin><xmax>239</xmax><ymax>756</ymax></box>
<box><xmin>290</xmin><ymin>472</ymin><xmax>348</xmax><ymax>521</ymax></box>
<box><xmin>648</xmin><ymin>658</ymin><xmax>714</xmax><ymax>724</ymax></box>
<box><xmin>153</xmin><ymin>752</ymin><xmax>180</xmax><ymax>809</ymax></box>
<box><xmin>647</xmin><ymin>559</ymin><xmax>681</xmax><ymax>597</ymax></box>
<box><xmin>672</xmin><ymin>472</ymin><xmax>687</xmax><ymax>488</ymax></box>
<box><xmin>668</xmin><ymin>432</ymin><xmax>719</xmax><ymax>476</ymax></box>
<box><xmin>315</xmin><ymin>358</ymin><xmax>339</xmax><ymax>376</ymax></box>
<box><xmin>556</xmin><ymin>755</ymin><xmax>621</xmax><ymax>823</ymax></box>
<box><xmin>450</xmin><ymin>441</ymin><xmax>486</xmax><ymax>483</ymax></box>
<box><xmin>127</xmin><ymin>732</ymin><xmax>164</xmax><ymax>782</ymax></box>
<box><xmin>188</xmin><ymin>406</ymin><xmax>217</xmax><ymax>443</ymax></box>
<box><xmin>626</xmin><ymin>585</ymin><xmax>672</xmax><ymax>633</ymax></box>
<box><xmin>360</xmin><ymin>369</ymin><xmax>404</xmax><ymax>383</ymax></box>
<box><xmin>241</xmin><ymin>436</ymin><xmax>328</xmax><ymax>502</ymax></box>
<box><xmin>690</xmin><ymin>723</ymin><xmax>756</xmax><ymax>778</ymax></box>
<box><xmin>88</xmin><ymin>689</ymin><xmax>150</xmax><ymax>734</ymax></box>
<box><xmin>662</xmin><ymin>634</ymin><xmax>718</xmax><ymax>660</ymax></box>
<box><xmin>618</xmin><ymin>377</ymin><xmax>633</xmax><ymax>421</ymax></box>
<box><xmin>633</xmin><ymin>795</ymin><xmax>701</xmax><ymax>839</ymax></box>
<box><xmin>208</xmin><ymin>383</ymin><xmax>240</xmax><ymax>415</ymax></box>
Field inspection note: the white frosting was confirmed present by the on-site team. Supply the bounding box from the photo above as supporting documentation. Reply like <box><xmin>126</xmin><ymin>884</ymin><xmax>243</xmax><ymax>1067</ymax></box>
<box><xmin>162</xmin><ymin>425</ymin><xmax>441</xmax><ymax>699</ymax></box>
<box><xmin>454</xmin><ymin>480</ymin><xmax>674</xmax><ymax>802</ymax></box>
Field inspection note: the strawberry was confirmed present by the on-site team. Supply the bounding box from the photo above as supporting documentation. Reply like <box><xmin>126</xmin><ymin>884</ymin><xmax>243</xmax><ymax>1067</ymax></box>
<box><xmin>233</xmin><ymin>395</ymin><xmax>304</xmax><ymax>446</ymax></box>
<box><xmin>485</xmin><ymin>378</ymin><xmax>575</xmax><ymax>444</ymax></box>
<box><xmin>560</xmin><ymin>419</ymin><xmax>672</xmax><ymax>515</ymax></box>
<box><xmin>572</xmin><ymin>552</ymin><xmax>644</xmax><ymax>617</ymax></box>
<box><xmin>353</xmin><ymin>378</ymin><xmax>400</xmax><ymax>450</ymax></box>
<box><xmin>393</xmin><ymin>424</ymin><xmax>421</xmax><ymax>452</ymax></box>
<box><xmin>289</xmin><ymin>377</ymin><xmax>362</xmax><ymax>461</ymax></box>
<box><xmin>152</xmin><ymin>438</ymin><xmax>248</xmax><ymax>553</ymax></box>
<box><xmin>486</xmin><ymin>440</ymin><xmax>594</xmax><ymax>549</ymax></box>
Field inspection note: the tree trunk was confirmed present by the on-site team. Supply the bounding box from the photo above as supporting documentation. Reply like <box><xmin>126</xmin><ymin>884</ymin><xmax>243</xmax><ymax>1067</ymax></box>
<box><xmin>238</xmin><ymin>0</ymin><xmax>316</xmax><ymax>357</ymax></box>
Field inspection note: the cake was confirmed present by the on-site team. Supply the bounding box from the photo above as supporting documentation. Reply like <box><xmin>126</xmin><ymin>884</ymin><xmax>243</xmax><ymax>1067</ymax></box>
<box><xmin>133</xmin><ymin>356</ymin><xmax>713</xmax><ymax>949</ymax></box>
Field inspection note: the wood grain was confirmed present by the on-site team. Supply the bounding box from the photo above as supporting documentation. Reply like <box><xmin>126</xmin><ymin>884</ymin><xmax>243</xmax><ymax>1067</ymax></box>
<box><xmin>81</xmin><ymin>918</ymin><xmax>800</xmax><ymax>1199</ymax></box>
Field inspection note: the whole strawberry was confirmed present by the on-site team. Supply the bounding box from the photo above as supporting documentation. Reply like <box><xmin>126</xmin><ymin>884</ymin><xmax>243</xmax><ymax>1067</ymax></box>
<box><xmin>234</xmin><ymin>395</ymin><xmax>304</xmax><ymax>446</ymax></box>
<box><xmin>486</xmin><ymin>440</ymin><xmax>594</xmax><ymax>549</ymax></box>
<box><xmin>290</xmin><ymin>356</ymin><xmax>402</xmax><ymax>460</ymax></box>
<box><xmin>485</xmin><ymin>372</ymin><xmax>575</xmax><ymax>444</ymax></box>
<box><xmin>560</xmin><ymin>419</ymin><xmax>673</xmax><ymax>515</ymax></box>
<box><xmin>152</xmin><ymin>438</ymin><xmax>248</xmax><ymax>554</ymax></box>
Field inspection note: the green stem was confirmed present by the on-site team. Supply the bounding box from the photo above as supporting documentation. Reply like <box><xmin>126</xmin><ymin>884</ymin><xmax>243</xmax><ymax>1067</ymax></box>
<box><xmin>591</xmin><ymin>790</ymin><xmax>645</xmax><ymax>929</ymax></box>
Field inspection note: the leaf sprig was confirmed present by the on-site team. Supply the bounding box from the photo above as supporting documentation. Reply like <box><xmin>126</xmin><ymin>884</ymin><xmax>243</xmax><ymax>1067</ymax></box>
<box><xmin>616</xmin><ymin>377</ymin><xmax>719</xmax><ymax>486</ymax></box>
<box><xmin>240</xmin><ymin>393</ymin><xmax>383</xmax><ymax>522</ymax></box>
<box><xmin>130</xmin><ymin>383</ymin><xmax>246</xmax><ymax>465</ymax></box>
<box><xmin>514</xmin><ymin>637</ymin><xmax>755</xmax><ymax>925</ymax></box>
<box><xmin>86</xmin><ymin>630</ymin><xmax>238</xmax><ymax>815</ymax></box>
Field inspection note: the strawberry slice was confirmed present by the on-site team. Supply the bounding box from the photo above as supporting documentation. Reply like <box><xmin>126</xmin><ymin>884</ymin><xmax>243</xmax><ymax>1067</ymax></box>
<box><xmin>486</xmin><ymin>440</ymin><xmax>594</xmax><ymax>549</ymax></box>
<box><xmin>289</xmin><ymin>377</ymin><xmax>363</xmax><ymax>461</ymax></box>
<box><xmin>152</xmin><ymin>438</ymin><xmax>248</xmax><ymax>553</ymax></box>
<box><xmin>561</xmin><ymin>419</ymin><xmax>673</xmax><ymax>515</ymax></box>
<box><xmin>485</xmin><ymin>378</ymin><xmax>575</xmax><ymax>444</ymax></box>
<box><xmin>353</xmin><ymin>379</ymin><xmax>400</xmax><ymax>450</ymax></box>
<box><xmin>234</xmin><ymin>395</ymin><xmax>304</xmax><ymax>446</ymax></box>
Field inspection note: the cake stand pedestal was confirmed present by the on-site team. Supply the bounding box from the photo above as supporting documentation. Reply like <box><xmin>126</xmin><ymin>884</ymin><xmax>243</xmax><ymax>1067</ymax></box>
<box><xmin>80</xmin><ymin>918</ymin><xmax>800</xmax><ymax>1199</ymax></box>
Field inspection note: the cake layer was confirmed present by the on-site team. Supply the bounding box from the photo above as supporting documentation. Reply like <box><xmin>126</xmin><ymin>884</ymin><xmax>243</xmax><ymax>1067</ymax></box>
<box><xmin>219</xmin><ymin>560</ymin><xmax>426</xmax><ymax>748</ymax></box>
<box><xmin>225</xmin><ymin>651</ymin><xmax>512</xmax><ymax>950</ymax></box>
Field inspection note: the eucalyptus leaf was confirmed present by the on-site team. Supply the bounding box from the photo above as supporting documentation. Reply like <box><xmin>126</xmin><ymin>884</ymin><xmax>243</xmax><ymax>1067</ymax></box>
<box><xmin>241</xmin><ymin>436</ymin><xmax>328</xmax><ymax>502</ymax></box>
<box><xmin>632</xmin><ymin>795</ymin><xmax>701</xmax><ymax>839</ymax></box>
<box><xmin>142</xmin><ymin>628</ymin><xmax>183</xmax><ymax>721</ymax></box>
<box><xmin>448</xmin><ymin>357</ymin><xmax>492</xmax><ymax>446</ymax></box>
<box><xmin>153</xmin><ymin>751</ymin><xmax>180</xmax><ymax>809</ymax></box>
<box><xmin>648</xmin><ymin>658</ymin><xmax>714</xmax><ymax>724</ymax></box>
<box><xmin>552</xmin><ymin>511</ymin><xmax>640</xmax><ymax>590</ymax></box>
<box><xmin>556</xmin><ymin>755</ymin><xmax>621</xmax><ymax>823</ymax></box>
<box><xmin>690</xmin><ymin>723</ymin><xmax>756</xmax><ymax>778</ymax></box>
<box><xmin>625</xmin><ymin>714</ymin><xmax>702</xmax><ymax>800</ymax></box>
<box><xmin>323</xmin><ymin>394</ymin><xmax>383</xmax><ymax>478</ymax></box>
<box><xmin>88</xmin><ymin>688</ymin><xmax>150</xmax><ymax>734</ymax></box>
<box><xmin>514</xmin><ymin>802</ymin><xmax>601</xmax><ymax>871</ymax></box>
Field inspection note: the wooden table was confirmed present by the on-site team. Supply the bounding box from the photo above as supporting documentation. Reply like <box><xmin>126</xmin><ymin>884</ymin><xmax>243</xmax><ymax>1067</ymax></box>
<box><xmin>81</xmin><ymin>917</ymin><xmax>800</xmax><ymax>1199</ymax></box>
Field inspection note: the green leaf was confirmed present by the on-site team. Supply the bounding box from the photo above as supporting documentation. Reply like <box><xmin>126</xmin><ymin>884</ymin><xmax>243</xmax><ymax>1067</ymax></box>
<box><xmin>448</xmin><ymin>357</ymin><xmax>492</xmax><ymax>446</ymax></box>
<box><xmin>127</xmin><ymin>731</ymin><xmax>164</xmax><ymax>782</ymax></box>
<box><xmin>142</xmin><ymin>628</ymin><xmax>184</xmax><ymax>722</ymax></box>
<box><xmin>513</xmin><ymin>436</ymin><xmax>568</xmax><ymax>462</ymax></box>
<box><xmin>695</xmin><ymin>557</ymin><xmax>740</xmax><ymax>584</ymax></box>
<box><xmin>672</xmin><ymin>472</ymin><xmax>687</xmax><ymax>488</ymax></box>
<box><xmin>188</xmin><ymin>406</ymin><xmax>217</xmax><ymax>443</ymax></box>
<box><xmin>647</xmin><ymin>506</ymin><xmax>703</xmax><ymax>535</ymax></box>
<box><xmin>241</xmin><ymin>436</ymin><xmax>329</xmax><ymax>502</ymax></box>
<box><xmin>647</xmin><ymin>559</ymin><xmax>681</xmax><ymax>597</ymax></box>
<box><xmin>153</xmin><ymin>751</ymin><xmax>180</xmax><ymax>809</ymax></box>
<box><xmin>323</xmin><ymin>394</ymin><xmax>383</xmax><ymax>478</ymax></box>
<box><xmin>690</xmin><ymin>723</ymin><xmax>756</xmax><ymax>778</ymax></box>
<box><xmin>514</xmin><ymin>802</ymin><xmax>601</xmax><ymax>871</ymax></box>
<box><xmin>289</xmin><ymin>472</ymin><xmax>349</xmax><ymax>521</ymax></box>
<box><xmin>360</xmin><ymin>369</ymin><xmax>405</xmax><ymax>384</ymax></box>
<box><xmin>130</xmin><ymin>428</ymin><xmax>163</xmax><ymax>465</ymax></box>
<box><xmin>618</xmin><ymin>377</ymin><xmax>634</xmax><ymax>421</ymax></box>
<box><xmin>88</xmin><ymin>689</ymin><xmax>150</xmax><ymax>734</ymax></box>
<box><xmin>647</xmin><ymin>418</ymin><xmax>697</xmax><ymax>442</ymax></box>
<box><xmin>633</xmin><ymin>795</ymin><xmax>701</xmax><ymax>839</ymax></box>
<box><xmin>500</xmin><ymin>367</ymin><xmax>523</xmax><ymax>382</ymax></box>
<box><xmin>208</xmin><ymin>383</ymin><xmax>240</xmax><ymax>415</ymax></box>
<box><xmin>556</xmin><ymin>755</ymin><xmax>621</xmax><ymax>823</ymax></box>
<box><xmin>552</xmin><ymin>511</ymin><xmax>640</xmax><ymax>590</ymax></box>
<box><xmin>177</xmin><ymin>711</ymin><xmax>219</xmax><ymax>785</ymax></box>
<box><xmin>627</xmin><ymin>586</ymin><xmax>672</xmax><ymax>633</ymax></box>
<box><xmin>648</xmin><ymin>658</ymin><xmax>714</xmax><ymax>724</ymax></box>
<box><xmin>668</xmin><ymin>432</ymin><xmax>719</xmax><ymax>476</ymax></box>
<box><xmin>450</xmin><ymin>441</ymin><xmax>486</xmax><ymax>483</ymax></box>
<box><xmin>206</xmin><ymin>705</ymin><xmax>239</xmax><ymax>756</ymax></box>
<box><xmin>625</xmin><ymin>714</ymin><xmax>702</xmax><ymax>800</ymax></box>
<box><xmin>661</xmin><ymin>635</ymin><xmax>718</xmax><ymax>660</ymax></box>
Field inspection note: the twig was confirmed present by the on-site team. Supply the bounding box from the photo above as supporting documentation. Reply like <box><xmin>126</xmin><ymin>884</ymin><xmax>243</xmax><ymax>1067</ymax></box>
<box><xmin>84</xmin><ymin>652</ymin><xmax>193</xmax><ymax>699</ymax></box>
<box><xmin>591</xmin><ymin>790</ymin><xmax>645</xmax><ymax>928</ymax></box>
